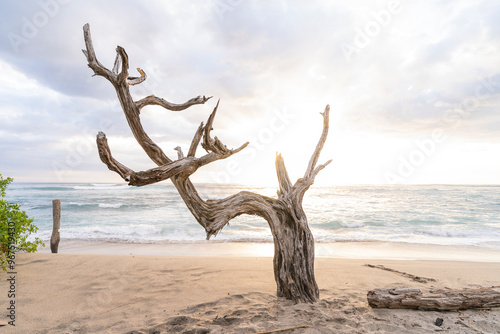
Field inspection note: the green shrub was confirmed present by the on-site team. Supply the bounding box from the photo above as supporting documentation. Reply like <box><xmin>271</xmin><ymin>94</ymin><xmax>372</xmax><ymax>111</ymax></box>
<box><xmin>0</xmin><ymin>174</ymin><xmax>44</xmax><ymax>271</ymax></box>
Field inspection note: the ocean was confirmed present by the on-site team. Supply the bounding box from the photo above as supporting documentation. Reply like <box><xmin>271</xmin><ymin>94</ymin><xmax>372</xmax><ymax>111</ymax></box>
<box><xmin>5</xmin><ymin>182</ymin><xmax>500</xmax><ymax>249</ymax></box>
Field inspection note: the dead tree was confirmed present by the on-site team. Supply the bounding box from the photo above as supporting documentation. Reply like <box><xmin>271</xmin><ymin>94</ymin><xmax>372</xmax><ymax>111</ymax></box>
<box><xmin>82</xmin><ymin>23</ymin><xmax>331</xmax><ymax>303</ymax></box>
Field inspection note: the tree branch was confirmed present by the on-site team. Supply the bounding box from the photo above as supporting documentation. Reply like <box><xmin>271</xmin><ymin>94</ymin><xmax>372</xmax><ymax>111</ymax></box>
<box><xmin>97</xmin><ymin>132</ymin><xmax>201</xmax><ymax>186</ymax></box>
<box><xmin>202</xmin><ymin>99</ymin><xmax>221</xmax><ymax>153</ymax></box>
<box><xmin>112</xmin><ymin>52</ymin><xmax>121</xmax><ymax>75</ymax></box>
<box><xmin>135</xmin><ymin>95</ymin><xmax>212</xmax><ymax>112</ymax></box>
<box><xmin>174</xmin><ymin>146</ymin><xmax>184</xmax><ymax>160</ymax></box>
<box><xmin>276</xmin><ymin>153</ymin><xmax>292</xmax><ymax>198</ymax></box>
<box><xmin>82</xmin><ymin>23</ymin><xmax>114</xmax><ymax>82</ymax></box>
<box><xmin>115</xmin><ymin>46</ymin><xmax>129</xmax><ymax>83</ymax></box>
<box><xmin>280</xmin><ymin>106</ymin><xmax>331</xmax><ymax>207</ymax></box>
<box><xmin>311</xmin><ymin>159</ymin><xmax>332</xmax><ymax>179</ymax></box>
<box><xmin>188</xmin><ymin>122</ymin><xmax>204</xmax><ymax>157</ymax></box>
<box><xmin>83</xmin><ymin>24</ymin><xmax>211</xmax><ymax>167</ymax></box>
<box><xmin>127</xmin><ymin>68</ymin><xmax>147</xmax><ymax>86</ymax></box>
<box><xmin>304</xmin><ymin>105</ymin><xmax>330</xmax><ymax>180</ymax></box>
<box><xmin>201</xmin><ymin>100</ymin><xmax>249</xmax><ymax>156</ymax></box>
<box><xmin>201</xmin><ymin>190</ymin><xmax>279</xmax><ymax>240</ymax></box>
<box><xmin>96</xmin><ymin>132</ymin><xmax>134</xmax><ymax>181</ymax></box>
<box><xmin>96</xmin><ymin>132</ymin><xmax>247</xmax><ymax>187</ymax></box>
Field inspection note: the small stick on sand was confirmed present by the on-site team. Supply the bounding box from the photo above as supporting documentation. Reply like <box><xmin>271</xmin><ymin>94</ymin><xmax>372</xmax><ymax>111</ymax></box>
<box><xmin>456</xmin><ymin>319</ymin><xmax>482</xmax><ymax>333</ymax></box>
<box><xmin>365</xmin><ymin>264</ymin><xmax>436</xmax><ymax>283</ymax></box>
<box><xmin>255</xmin><ymin>324</ymin><xmax>310</xmax><ymax>334</ymax></box>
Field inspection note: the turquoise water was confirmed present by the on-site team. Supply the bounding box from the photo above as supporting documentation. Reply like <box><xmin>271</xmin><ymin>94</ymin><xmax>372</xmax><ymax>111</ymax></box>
<box><xmin>5</xmin><ymin>182</ymin><xmax>500</xmax><ymax>248</ymax></box>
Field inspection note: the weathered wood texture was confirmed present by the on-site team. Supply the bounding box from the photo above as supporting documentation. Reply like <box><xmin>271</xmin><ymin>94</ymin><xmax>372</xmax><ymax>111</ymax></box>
<box><xmin>82</xmin><ymin>24</ymin><xmax>331</xmax><ymax>303</ymax></box>
<box><xmin>367</xmin><ymin>288</ymin><xmax>500</xmax><ymax>311</ymax></box>
<box><xmin>51</xmin><ymin>199</ymin><xmax>61</xmax><ymax>253</ymax></box>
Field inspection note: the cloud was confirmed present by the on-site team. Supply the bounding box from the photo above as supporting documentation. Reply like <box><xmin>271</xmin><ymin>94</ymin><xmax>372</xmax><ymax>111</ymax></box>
<box><xmin>0</xmin><ymin>0</ymin><xmax>499</xmax><ymax>184</ymax></box>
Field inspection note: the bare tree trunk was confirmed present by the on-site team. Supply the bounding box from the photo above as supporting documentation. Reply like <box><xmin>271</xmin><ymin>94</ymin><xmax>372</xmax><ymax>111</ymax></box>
<box><xmin>272</xmin><ymin>215</ymin><xmax>319</xmax><ymax>302</ymax></box>
<box><xmin>82</xmin><ymin>24</ymin><xmax>331</xmax><ymax>303</ymax></box>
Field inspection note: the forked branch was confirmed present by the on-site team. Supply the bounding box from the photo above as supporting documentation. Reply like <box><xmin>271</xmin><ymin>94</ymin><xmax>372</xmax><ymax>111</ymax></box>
<box><xmin>201</xmin><ymin>100</ymin><xmax>249</xmax><ymax>157</ymax></box>
<box><xmin>96</xmin><ymin>132</ymin><xmax>195</xmax><ymax>186</ymax></box>
<box><xmin>96</xmin><ymin>132</ymin><xmax>134</xmax><ymax>180</ymax></box>
<box><xmin>135</xmin><ymin>95</ymin><xmax>212</xmax><ymax>112</ymax></box>
<box><xmin>304</xmin><ymin>105</ymin><xmax>331</xmax><ymax>181</ymax></box>
<box><xmin>96</xmin><ymin>128</ymin><xmax>247</xmax><ymax>186</ymax></box>
<box><xmin>276</xmin><ymin>105</ymin><xmax>332</xmax><ymax>201</ymax></box>
<box><xmin>82</xmin><ymin>23</ymin><xmax>212</xmax><ymax>167</ymax></box>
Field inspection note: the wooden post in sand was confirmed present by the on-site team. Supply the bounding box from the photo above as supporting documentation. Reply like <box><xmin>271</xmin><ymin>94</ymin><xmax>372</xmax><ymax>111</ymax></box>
<box><xmin>51</xmin><ymin>199</ymin><xmax>61</xmax><ymax>253</ymax></box>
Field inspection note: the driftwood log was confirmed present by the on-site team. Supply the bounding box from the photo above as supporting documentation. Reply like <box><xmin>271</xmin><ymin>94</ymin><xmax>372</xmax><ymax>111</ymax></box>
<box><xmin>367</xmin><ymin>288</ymin><xmax>500</xmax><ymax>311</ymax></box>
<box><xmin>82</xmin><ymin>24</ymin><xmax>332</xmax><ymax>303</ymax></box>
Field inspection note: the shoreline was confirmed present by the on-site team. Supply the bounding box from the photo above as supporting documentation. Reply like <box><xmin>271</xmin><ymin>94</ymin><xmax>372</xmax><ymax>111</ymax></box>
<box><xmin>38</xmin><ymin>240</ymin><xmax>500</xmax><ymax>262</ymax></box>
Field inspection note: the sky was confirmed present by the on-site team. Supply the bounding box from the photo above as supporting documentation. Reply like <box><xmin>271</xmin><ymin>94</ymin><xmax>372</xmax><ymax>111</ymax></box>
<box><xmin>0</xmin><ymin>0</ymin><xmax>499</xmax><ymax>186</ymax></box>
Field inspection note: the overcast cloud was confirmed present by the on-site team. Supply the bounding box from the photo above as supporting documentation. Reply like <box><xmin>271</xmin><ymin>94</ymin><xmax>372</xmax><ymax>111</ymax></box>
<box><xmin>0</xmin><ymin>0</ymin><xmax>499</xmax><ymax>185</ymax></box>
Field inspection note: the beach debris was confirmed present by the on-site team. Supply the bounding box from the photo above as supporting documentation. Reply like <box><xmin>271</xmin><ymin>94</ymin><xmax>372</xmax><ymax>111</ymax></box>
<box><xmin>364</xmin><ymin>264</ymin><xmax>437</xmax><ymax>283</ymax></box>
<box><xmin>456</xmin><ymin>319</ymin><xmax>483</xmax><ymax>333</ymax></box>
<box><xmin>435</xmin><ymin>317</ymin><xmax>444</xmax><ymax>326</ymax></box>
<box><xmin>367</xmin><ymin>287</ymin><xmax>500</xmax><ymax>311</ymax></box>
<box><xmin>255</xmin><ymin>324</ymin><xmax>311</xmax><ymax>334</ymax></box>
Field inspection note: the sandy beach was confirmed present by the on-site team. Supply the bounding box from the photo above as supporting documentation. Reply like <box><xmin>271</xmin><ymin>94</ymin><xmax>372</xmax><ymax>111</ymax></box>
<box><xmin>1</xmin><ymin>242</ymin><xmax>500</xmax><ymax>333</ymax></box>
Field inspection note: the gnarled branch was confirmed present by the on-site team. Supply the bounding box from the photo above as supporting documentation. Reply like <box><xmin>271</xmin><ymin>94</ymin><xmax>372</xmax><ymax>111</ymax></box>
<box><xmin>96</xmin><ymin>132</ymin><xmax>134</xmax><ymax>181</ymax></box>
<box><xmin>82</xmin><ymin>23</ymin><xmax>114</xmax><ymax>82</ymax></box>
<box><xmin>97</xmin><ymin>130</ymin><xmax>246</xmax><ymax>186</ymax></box>
<box><xmin>127</xmin><ymin>68</ymin><xmax>147</xmax><ymax>86</ymax></box>
<box><xmin>82</xmin><ymin>24</ymin><xmax>212</xmax><ymax>167</ymax></box>
<box><xmin>135</xmin><ymin>95</ymin><xmax>212</xmax><ymax>112</ymax></box>
<box><xmin>201</xmin><ymin>100</ymin><xmax>249</xmax><ymax>157</ymax></box>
